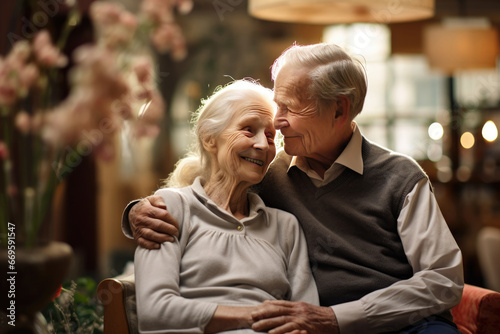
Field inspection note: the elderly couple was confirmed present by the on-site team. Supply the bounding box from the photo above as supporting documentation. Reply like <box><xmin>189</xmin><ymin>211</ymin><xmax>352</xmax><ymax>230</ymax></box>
<box><xmin>122</xmin><ymin>43</ymin><xmax>464</xmax><ymax>334</ymax></box>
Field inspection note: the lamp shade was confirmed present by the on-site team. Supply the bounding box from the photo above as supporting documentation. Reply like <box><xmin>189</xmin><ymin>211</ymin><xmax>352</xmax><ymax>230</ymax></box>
<box><xmin>248</xmin><ymin>0</ymin><xmax>435</xmax><ymax>24</ymax></box>
<box><xmin>424</xmin><ymin>20</ymin><xmax>499</xmax><ymax>74</ymax></box>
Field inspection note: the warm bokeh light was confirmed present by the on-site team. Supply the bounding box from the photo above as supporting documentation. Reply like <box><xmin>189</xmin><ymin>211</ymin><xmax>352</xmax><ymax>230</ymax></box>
<box><xmin>460</xmin><ymin>132</ymin><xmax>475</xmax><ymax>149</ymax></box>
<box><xmin>427</xmin><ymin>143</ymin><xmax>443</xmax><ymax>162</ymax></box>
<box><xmin>456</xmin><ymin>165</ymin><xmax>472</xmax><ymax>182</ymax></box>
<box><xmin>437</xmin><ymin>167</ymin><xmax>453</xmax><ymax>183</ymax></box>
<box><xmin>436</xmin><ymin>156</ymin><xmax>452</xmax><ymax>183</ymax></box>
<box><xmin>428</xmin><ymin>122</ymin><xmax>444</xmax><ymax>140</ymax></box>
<box><xmin>482</xmin><ymin>120</ymin><xmax>498</xmax><ymax>142</ymax></box>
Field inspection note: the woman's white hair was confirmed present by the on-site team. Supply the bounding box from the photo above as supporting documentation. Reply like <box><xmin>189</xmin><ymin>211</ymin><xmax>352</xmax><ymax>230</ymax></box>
<box><xmin>271</xmin><ymin>43</ymin><xmax>367</xmax><ymax>119</ymax></box>
<box><xmin>164</xmin><ymin>79</ymin><xmax>275</xmax><ymax>188</ymax></box>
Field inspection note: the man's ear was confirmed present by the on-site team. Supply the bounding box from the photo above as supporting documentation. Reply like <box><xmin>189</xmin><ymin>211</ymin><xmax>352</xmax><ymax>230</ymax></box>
<box><xmin>202</xmin><ymin>137</ymin><xmax>217</xmax><ymax>153</ymax></box>
<box><xmin>335</xmin><ymin>95</ymin><xmax>351</xmax><ymax>120</ymax></box>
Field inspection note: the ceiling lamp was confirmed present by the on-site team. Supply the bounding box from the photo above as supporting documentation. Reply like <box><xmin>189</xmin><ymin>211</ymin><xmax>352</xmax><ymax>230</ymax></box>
<box><xmin>424</xmin><ymin>18</ymin><xmax>499</xmax><ymax>74</ymax></box>
<box><xmin>248</xmin><ymin>0</ymin><xmax>435</xmax><ymax>24</ymax></box>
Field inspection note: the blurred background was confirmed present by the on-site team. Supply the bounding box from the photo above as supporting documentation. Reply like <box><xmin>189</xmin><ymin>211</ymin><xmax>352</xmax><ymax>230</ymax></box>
<box><xmin>1</xmin><ymin>0</ymin><xmax>499</xmax><ymax>292</ymax></box>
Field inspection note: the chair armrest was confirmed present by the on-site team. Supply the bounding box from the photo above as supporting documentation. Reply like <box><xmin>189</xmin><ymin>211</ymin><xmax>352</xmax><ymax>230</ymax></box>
<box><xmin>451</xmin><ymin>283</ymin><xmax>500</xmax><ymax>334</ymax></box>
<box><xmin>97</xmin><ymin>275</ymin><xmax>137</xmax><ymax>334</ymax></box>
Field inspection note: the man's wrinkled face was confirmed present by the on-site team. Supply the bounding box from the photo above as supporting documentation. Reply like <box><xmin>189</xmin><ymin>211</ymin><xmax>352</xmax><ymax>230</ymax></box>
<box><xmin>213</xmin><ymin>102</ymin><xmax>276</xmax><ymax>186</ymax></box>
<box><xmin>273</xmin><ymin>64</ymin><xmax>339</xmax><ymax>161</ymax></box>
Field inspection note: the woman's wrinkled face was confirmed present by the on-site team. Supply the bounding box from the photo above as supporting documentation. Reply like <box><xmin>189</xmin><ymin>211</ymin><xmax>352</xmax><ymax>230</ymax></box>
<box><xmin>213</xmin><ymin>102</ymin><xmax>276</xmax><ymax>186</ymax></box>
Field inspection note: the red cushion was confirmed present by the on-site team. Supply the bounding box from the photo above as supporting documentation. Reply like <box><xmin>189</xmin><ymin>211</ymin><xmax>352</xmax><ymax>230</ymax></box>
<box><xmin>451</xmin><ymin>284</ymin><xmax>500</xmax><ymax>334</ymax></box>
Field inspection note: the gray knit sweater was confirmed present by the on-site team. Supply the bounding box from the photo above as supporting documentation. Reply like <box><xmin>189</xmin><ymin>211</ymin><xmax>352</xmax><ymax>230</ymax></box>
<box><xmin>257</xmin><ymin>137</ymin><xmax>427</xmax><ymax>307</ymax></box>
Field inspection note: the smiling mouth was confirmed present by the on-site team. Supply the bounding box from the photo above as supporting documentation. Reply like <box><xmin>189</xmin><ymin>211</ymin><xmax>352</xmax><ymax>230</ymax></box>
<box><xmin>242</xmin><ymin>157</ymin><xmax>264</xmax><ymax>166</ymax></box>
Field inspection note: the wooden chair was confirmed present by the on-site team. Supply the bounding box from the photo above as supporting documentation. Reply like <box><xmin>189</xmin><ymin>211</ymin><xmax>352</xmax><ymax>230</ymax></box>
<box><xmin>97</xmin><ymin>279</ymin><xmax>500</xmax><ymax>334</ymax></box>
<box><xmin>97</xmin><ymin>274</ymin><xmax>137</xmax><ymax>334</ymax></box>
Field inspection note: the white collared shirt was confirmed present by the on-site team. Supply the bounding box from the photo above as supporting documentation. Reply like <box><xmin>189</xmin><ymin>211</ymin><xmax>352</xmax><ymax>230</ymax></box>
<box><xmin>290</xmin><ymin>123</ymin><xmax>364</xmax><ymax>187</ymax></box>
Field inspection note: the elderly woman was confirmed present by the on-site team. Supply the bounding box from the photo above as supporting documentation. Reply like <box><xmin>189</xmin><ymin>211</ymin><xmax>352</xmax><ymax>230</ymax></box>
<box><xmin>134</xmin><ymin>80</ymin><xmax>319</xmax><ymax>334</ymax></box>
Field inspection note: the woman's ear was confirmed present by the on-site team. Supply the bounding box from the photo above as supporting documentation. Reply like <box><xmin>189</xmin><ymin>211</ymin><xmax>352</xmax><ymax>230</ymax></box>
<box><xmin>202</xmin><ymin>137</ymin><xmax>217</xmax><ymax>153</ymax></box>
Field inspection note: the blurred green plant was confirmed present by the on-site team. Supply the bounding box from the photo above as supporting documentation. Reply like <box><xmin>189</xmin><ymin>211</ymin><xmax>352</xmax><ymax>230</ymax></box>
<box><xmin>42</xmin><ymin>277</ymin><xmax>103</xmax><ymax>334</ymax></box>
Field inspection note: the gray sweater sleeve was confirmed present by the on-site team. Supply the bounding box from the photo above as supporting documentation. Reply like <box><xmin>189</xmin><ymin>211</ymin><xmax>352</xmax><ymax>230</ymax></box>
<box><xmin>135</xmin><ymin>242</ymin><xmax>218</xmax><ymax>333</ymax></box>
<box><xmin>134</xmin><ymin>190</ymin><xmax>218</xmax><ymax>333</ymax></box>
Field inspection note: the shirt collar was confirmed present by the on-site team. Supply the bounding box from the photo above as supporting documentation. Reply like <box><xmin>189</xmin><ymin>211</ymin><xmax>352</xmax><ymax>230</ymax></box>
<box><xmin>289</xmin><ymin>122</ymin><xmax>364</xmax><ymax>176</ymax></box>
<box><xmin>190</xmin><ymin>177</ymin><xmax>267</xmax><ymax>221</ymax></box>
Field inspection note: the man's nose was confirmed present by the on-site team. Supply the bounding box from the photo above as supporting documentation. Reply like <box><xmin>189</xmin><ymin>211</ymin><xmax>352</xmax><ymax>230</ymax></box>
<box><xmin>274</xmin><ymin>110</ymin><xmax>288</xmax><ymax>130</ymax></box>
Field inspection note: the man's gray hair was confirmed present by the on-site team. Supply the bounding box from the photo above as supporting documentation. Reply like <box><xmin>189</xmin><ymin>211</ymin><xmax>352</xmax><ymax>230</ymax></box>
<box><xmin>271</xmin><ymin>43</ymin><xmax>367</xmax><ymax>119</ymax></box>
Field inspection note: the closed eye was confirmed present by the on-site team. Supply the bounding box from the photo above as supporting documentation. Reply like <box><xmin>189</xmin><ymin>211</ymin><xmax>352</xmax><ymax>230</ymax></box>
<box><xmin>266</xmin><ymin>133</ymin><xmax>275</xmax><ymax>144</ymax></box>
<box><xmin>278</xmin><ymin>105</ymin><xmax>290</xmax><ymax>113</ymax></box>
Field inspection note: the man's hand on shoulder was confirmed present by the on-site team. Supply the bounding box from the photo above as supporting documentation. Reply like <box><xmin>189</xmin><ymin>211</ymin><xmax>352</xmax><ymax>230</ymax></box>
<box><xmin>129</xmin><ymin>195</ymin><xmax>179</xmax><ymax>249</ymax></box>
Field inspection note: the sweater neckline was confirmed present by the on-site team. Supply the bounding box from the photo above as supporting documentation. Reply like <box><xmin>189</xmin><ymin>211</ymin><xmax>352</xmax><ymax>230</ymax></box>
<box><xmin>190</xmin><ymin>177</ymin><xmax>268</xmax><ymax>224</ymax></box>
<box><xmin>290</xmin><ymin>165</ymin><xmax>357</xmax><ymax>199</ymax></box>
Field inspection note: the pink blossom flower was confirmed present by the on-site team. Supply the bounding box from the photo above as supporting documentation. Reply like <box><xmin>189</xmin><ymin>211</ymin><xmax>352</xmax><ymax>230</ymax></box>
<box><xmin>15</xmin><ymin>111</ymin><xmax>31</xmax><ymax>135</ymax></box>
<box><xmin>150</xmin><ymin>22</ymin><xmax>186</xmax><ymax>59</ymax></box>
<box><xmin>43</xmin><ymin>44</ymin><xmax>130</xmax><ymax>161</ymax></box>
<box><xmin>0</xmin><ymin>81</ymin><xmax>17</xmax><ymax>106</ymax></box>
<box><xmin>132</xmin><ymin>89</ymin><xmax>164</xmax><ymax>138</ymax></box>
<box><xmin>177</xmin><ymin>0</ymin><xmax>193</xmax><ymax>14</ymax></box>
<box><xmin>111</xmin><ymin>98</ymin><xmax>133</xmax><ymax>120</ymax></box>
<box><xmin>90</xmin><ymin>1</ymin><xmax>138</xmax><ymax>49</ymax></box>
<box><xmin>90</xmin><ymin>1</ymin><xmax>122</xmax><ymax>26</ymax></box>
<box><xmin>0</xmin><ymin>45</ymin><xmax>35</xmax><ymax>106</ymax></box>
<box><xmin>121</xmin><ymin>11</ymin><xmax>138</xmax><ymax>30</ymax></box>
<box><xmin>170</xmin><ymin>26</ymin><xmax>187</xmax><ymax>61</ymax></box>
<box><xmin>3</xmin><ymin>0</ymin><xmax>190</xmax><ymax>248</ymax></box>
<box><xmin>129</xmin><ymin>56</ymin><xmax>156</xmax><ymax>105</ymax></box>
<box><xmin>43</xmin><ymin>90</ymin><xmax>123</xmax><ymax>156</ymax></box>
<box><xmin>150</xmin><ymin>23</ymin><xmax>174</xmax><ymax>53</ymax></box>
<box><xmin>0</xmin><ymin>40</ymin><xmax>43</xmax><ymax>106</ymax></box>
<box><xmin>132</xmin><ymin>56</ymin><xmax>153</xmax><ymax>84</ymax></box>
<box><xmin>18</xmin><ymin>64</ymin><xmax>39</xmax><ymax>97</ymax></box>
<box><xmin>140</xmin><ymin>0</ymin><xmax>191</xmax><ymax>57</ymax></box>
<box><xmin>71</xmin><ymin>45</ymin><xmax>129</xmax><ymax>99</ymax></box>
<box><xmin>8</xmin><ymin>41</ymin><xmax>31</xmax><ymax>63</ymax></box>
<box><xmin>32</xmin><ymin>30</ymin><xmax>68</xmax><ymax>68</ymax></box>
<box><xmin>141</xmin><ymin>0</ymin><xmax>192</xmax><ymax>23</ymax></box>
<box><xmin>140</xmin><ymin>0</ymin><xmax>174</xmax><ymax>24</ymax></box>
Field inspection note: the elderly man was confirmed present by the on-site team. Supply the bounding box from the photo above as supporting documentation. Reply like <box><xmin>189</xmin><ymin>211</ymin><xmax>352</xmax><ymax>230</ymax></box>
<box><xmin>123</xmin><ymin>43</ymin><xmax>463</xmax><ymax>334</ymax></box>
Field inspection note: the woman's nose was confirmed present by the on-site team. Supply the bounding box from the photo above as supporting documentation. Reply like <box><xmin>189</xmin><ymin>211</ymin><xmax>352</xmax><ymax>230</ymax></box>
<box><xmin>254</xmin><ymin>132</ymin><xmax>269</xmax><ymax>151</ymax></box>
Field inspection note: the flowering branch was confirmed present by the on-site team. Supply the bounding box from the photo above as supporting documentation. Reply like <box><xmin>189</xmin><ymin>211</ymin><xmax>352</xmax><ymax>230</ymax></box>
<box><xmin>0</xmin><ymin>0</ymin><xmax>192</xmax><ymax>248</ymax></box>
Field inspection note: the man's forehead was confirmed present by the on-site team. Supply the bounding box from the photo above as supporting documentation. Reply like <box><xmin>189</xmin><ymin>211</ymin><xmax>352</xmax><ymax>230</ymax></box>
<box><xmin>273</xmin><ymin>94</ymin><xmax>298</xmax><ymax>108</ymax></box>
<box><xmin>273</xmin><ymin>82</ymin><xmax>310</xmax><ymax>108</ymax></box>
<box><xmin>274</xmin><ymin>65</ymin><xmax>310</xmax><ymax>92</ymax></box>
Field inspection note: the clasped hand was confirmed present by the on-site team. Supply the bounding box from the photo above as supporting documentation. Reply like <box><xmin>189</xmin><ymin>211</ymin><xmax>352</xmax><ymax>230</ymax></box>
<box><xmin>251</xmin><ymin>300</ymin><xmax>339</xmax><ymax>334</ymax></box>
